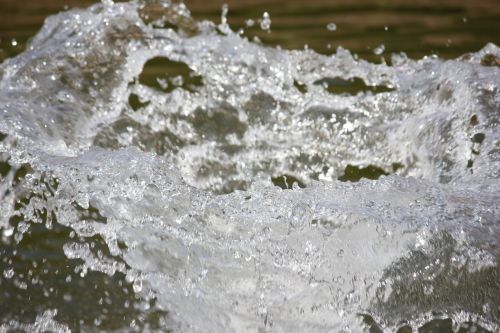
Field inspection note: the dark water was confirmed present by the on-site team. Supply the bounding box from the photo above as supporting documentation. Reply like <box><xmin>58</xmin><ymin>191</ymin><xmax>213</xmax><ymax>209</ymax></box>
<box><xmin>2</xmin><ymin>0</ymin><xmax>500</xmax><ymax>62</ymax></box>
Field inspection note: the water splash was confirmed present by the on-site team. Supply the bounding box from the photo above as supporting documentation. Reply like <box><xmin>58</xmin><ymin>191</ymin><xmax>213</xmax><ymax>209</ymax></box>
<box><xmin>0</xmin><ymin>1</ymin><xmax>498</xmax><ymax>332</ymax></box>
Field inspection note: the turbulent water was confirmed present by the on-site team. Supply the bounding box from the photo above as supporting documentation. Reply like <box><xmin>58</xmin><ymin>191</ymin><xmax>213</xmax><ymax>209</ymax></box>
<box><xmin>0</xmin><ymin>1</ymin><xmax>499</xmax><ymax>332</ymax></box>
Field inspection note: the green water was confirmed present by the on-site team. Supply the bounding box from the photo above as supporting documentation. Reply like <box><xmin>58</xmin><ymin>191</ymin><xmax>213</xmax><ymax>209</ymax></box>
<box><xmin>1</xmin><ymin>0</ymin><xmax>500</xmax><ymax>63</ymax></box>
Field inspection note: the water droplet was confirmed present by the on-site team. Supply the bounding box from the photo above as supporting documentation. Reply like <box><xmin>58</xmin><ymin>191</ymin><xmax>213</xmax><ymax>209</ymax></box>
<box><xmin>260</xmin><ymin>12</ymin><xmax>271</xmax><ymax>31</ymax></box>
<box><xmin>218</xmin><ymin>4</ymin><xmax>231</xmax><ymax>34</ymax></box>
<box><xmin>373</xmin><ymin>44</ymin><xmax>385</xmax><ymax>55</ymax></box>
<box><xmin>423</xmin><ymin>284</ymin><xmax>434</xmax><ymax>296</ymax></box>
<box><xmin>326</xmin><ymin>23</ymin><xmax>337</xmax><ymax>31</ymax></box>
<box><xmin>3</xmin><ymin>268</ymin><xmax>14</xmax><ymax>279</ymax></box>
<box><xmin>3</xmin><ymin>228</ymin><xmax>14</xmax><ymax>237</ymax></box>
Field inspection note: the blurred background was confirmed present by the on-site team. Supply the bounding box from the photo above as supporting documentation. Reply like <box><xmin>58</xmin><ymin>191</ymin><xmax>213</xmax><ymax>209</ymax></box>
<box><xmin>0</xmin><ymin>0</ymin><xmax>500</xmax><ymax>62</ymax></box>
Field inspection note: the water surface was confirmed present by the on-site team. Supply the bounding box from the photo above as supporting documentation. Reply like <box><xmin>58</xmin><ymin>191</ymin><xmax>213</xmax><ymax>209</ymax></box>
<box><xmin>0</xmin><ymin>1</ymin><xmax>499</xmax><ymax>332</ymax></box>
